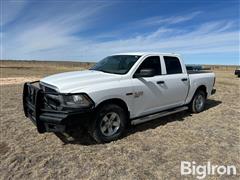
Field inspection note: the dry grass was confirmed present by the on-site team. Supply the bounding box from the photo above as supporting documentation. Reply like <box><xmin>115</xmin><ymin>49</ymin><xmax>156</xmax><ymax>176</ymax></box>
<box><xmin>0</xmin><ymin>60</ymin><xmax>94</xmax><ymax>78</ymax></box>
<box><xmin>0</xmin><ymin>61</ymin><xmax>239</xmax><ymax>179</ymax></box>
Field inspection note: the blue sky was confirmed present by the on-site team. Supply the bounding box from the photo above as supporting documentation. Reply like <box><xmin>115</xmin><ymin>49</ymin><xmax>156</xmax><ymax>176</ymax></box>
<box><xmin>1</xmin><ymin>0</ymin><xmax>239</xmax><ymax>65</ymax></box>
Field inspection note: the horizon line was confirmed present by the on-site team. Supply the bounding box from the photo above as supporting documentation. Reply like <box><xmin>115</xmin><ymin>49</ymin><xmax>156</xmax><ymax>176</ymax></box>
<box><xmin>0</xmin><ymin>59</ymin><xmax>239</xmax><ymax>66</ymax></box>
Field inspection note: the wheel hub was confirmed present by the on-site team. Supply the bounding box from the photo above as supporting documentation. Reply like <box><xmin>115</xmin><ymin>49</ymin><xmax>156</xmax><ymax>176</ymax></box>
<box><xmin>195</xmin><ymin>94</ymin><xmax>204</xmax><ymax>111</ymax></box>
<box><xmin>100</xmin><ymin>112</ymin><xmax>121</xmax><ymax>136</ymax></box>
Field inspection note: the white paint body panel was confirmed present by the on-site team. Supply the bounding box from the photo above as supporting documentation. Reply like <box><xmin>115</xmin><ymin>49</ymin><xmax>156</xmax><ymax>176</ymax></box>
<box><xmin>40</xmin><ymin>53</ymin><xmax>215</xmax><ymax>119</ymax></box>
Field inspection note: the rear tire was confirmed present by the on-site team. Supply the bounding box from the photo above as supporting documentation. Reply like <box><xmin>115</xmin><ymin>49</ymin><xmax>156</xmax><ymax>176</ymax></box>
<box><xmin>89</xmin><ymin>103</ymin><xmax>127</xmax><ymax>143</ymax></box>
<box><xmin>189</xmin><ymin>90</ymin><xmax>206</xmax><ymax>113</ymax></box>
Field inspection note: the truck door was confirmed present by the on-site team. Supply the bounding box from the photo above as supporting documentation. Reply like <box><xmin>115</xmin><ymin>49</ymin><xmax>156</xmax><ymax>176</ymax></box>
<box><xmin>131</xmin><ymin>55</ymin><xmax>167</xmax><ymax>117</ymax></box>
<box><xmin>160</xmin><ymin>56</ymin><xmax>189</xmax><ymax>107</ymax></box>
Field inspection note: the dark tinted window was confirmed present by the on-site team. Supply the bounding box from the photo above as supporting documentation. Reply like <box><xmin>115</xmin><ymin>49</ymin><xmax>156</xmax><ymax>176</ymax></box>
<box><xmin>90</xmin><ymin>55</ymin><xmax>141</xmax><ymax>74</ymax></box>
<box><xmin>136</xmin><ymin>56</ymin><xmax>161</xmax><ymax>75</ymax></box>
<box><xmin>164</xmin><ymin>56</ymin><xmax>182</xmax><ymax>74</ymax></box>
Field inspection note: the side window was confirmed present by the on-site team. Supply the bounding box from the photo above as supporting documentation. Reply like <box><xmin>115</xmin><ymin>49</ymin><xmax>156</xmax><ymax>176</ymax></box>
<box><xmin>164</xmin><ymin>56</ymin><xmax>182</xmax><ymax>74</ymax></box>
<box><xmin>136</xmin><ymin>56</ymin><xmax>161</xmax><ymax>75</ymax></box>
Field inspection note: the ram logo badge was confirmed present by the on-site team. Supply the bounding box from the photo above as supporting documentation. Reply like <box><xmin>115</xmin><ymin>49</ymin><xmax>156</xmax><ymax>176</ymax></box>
<box><xmin>134</xmin><ymin>91</ymin><xmax>143</xmax><ymax>98</ymax></box>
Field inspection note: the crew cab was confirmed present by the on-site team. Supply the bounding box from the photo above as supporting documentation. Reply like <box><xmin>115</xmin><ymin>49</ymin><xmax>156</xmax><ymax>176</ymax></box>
<box><xmin>23</xmin><ymin>52</ymin><xmax>216</xmax><ymax>143</ymax></box>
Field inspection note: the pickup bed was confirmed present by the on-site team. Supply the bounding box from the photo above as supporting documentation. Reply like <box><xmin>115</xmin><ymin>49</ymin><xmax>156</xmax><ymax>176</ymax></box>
<box><xmin>23</xmin><ymin>52</ymin><xmax>216</xmax><ymax>143</ymax></box>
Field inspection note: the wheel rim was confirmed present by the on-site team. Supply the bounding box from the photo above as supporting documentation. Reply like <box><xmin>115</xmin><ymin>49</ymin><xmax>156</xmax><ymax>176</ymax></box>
<box><xmin>195</xmin><ymin>94</ymin><xmax>204</xmax><ymax>111</ymax></box>
<box><xmin>100</xmin><ymin>112</ymin><xmax>121</xmax><ymax>136</ymax></box>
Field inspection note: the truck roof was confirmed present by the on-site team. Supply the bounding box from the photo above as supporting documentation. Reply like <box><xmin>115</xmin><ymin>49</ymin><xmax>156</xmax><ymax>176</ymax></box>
<box><xmin>113</xmin><ymin>52</ymin><xmax>180</xmax><ymax>56</ymax></box>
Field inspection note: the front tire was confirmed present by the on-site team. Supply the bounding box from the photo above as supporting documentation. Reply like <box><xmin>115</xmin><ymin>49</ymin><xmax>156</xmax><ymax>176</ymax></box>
<box><xmin>89</xmin><ymin>104</ymin><xmax>127</xmax><ymax>143</ymax></box>
<box><xmin>189</xmin><ymin>90</ymin><xmax>206</xmax><ymax>113</ymax></box>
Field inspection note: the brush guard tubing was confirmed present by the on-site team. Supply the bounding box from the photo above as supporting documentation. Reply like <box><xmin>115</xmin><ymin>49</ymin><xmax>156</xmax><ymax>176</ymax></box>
<box><xmin>23</xmin><ymin>81</ymin><xmax>46</xmax><ymax>133</ymax></box>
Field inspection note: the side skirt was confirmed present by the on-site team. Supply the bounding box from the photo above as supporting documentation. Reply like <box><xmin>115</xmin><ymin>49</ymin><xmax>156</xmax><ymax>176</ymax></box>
<box><xmin>131</xmin><ymin>106</ymin><xmax>188</xmax><ymax>125</ymax></box>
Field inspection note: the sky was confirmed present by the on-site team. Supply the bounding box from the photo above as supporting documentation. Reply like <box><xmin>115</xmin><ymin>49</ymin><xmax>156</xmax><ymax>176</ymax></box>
<box><xmin>0</xmin><ymin>0</ymin><xmax>239</xmax><ymax>65</ymax></box>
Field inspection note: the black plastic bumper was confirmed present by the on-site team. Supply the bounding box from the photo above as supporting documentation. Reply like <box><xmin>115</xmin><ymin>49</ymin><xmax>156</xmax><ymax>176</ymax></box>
<box><xmin>23</xmin><ymin>81</ymin><xmax>94</xmax><ymax>133</ymax></box>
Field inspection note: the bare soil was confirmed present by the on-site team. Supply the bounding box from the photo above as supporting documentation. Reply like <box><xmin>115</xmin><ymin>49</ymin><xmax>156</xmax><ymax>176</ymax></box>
<box><xmin>0</xmin><ymin>61</ymin><xmax>239</xmax><ymax>179</ymax></box>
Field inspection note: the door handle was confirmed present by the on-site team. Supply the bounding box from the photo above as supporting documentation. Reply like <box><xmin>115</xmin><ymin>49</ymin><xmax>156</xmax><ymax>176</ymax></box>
<box><xmin>181</xmin><ymin>78</ymin><xmax>188</xmax><ymax>81</ymax></box>
<box><xmin>157</xmin><ymin>81</ymin><xmax>165</xmax><ymax>84</ymax></box>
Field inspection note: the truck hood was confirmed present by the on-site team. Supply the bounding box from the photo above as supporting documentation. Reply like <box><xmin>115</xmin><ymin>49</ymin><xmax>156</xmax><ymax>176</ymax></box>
<box><xmin>40</xmin><ymin>70</ymin><xmax>122</xmax><ymax>93</ymax></box>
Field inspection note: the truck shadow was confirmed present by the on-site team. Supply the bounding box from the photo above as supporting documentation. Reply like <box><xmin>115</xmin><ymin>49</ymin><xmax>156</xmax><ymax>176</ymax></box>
<box><xmin>126</xmin><ymin>99</ymin><xmax>222</xmax><ymax>136</ymax></box>
<box><xmin>55</xmin><ymin>99</ymin><xmax>222</xmax><ymax>145</ymax></box>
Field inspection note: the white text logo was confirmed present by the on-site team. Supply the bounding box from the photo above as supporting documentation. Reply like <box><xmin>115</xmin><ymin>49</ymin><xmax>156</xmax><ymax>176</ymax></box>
<box><xmin>181</xmin><ymin>161</ymin><xmax>237</xmax><ymax>179</ymax></box>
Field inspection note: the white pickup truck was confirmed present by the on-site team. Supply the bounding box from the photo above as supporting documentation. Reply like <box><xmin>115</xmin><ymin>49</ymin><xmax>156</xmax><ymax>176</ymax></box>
<box><xmin>23</xmin><ymin>52</ymin><xmax>216</xmax><ymax>143</ymax></box>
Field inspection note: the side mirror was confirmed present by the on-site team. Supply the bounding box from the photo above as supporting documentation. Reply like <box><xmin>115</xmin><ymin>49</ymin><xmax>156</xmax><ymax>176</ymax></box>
<box><xmin>134</xmin><ymin>68</ymin><xmax>155</xmax><ymax>78</ymax></box>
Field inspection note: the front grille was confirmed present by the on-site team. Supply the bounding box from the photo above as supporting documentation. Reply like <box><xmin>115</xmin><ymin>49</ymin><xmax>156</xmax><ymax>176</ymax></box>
<box><xmin>40</xmin><ymin>83</ymin><xmax>61</xmax><ymax>110</ymax></box>
<box><xmin>39</xmin><ymin>83</ymin><xmax>57</xmax><ymax>93</ymax></box>
<box><xmin>44</xmin><ymin>94</ymin><xmax>61</xmax><ymax>110</ymax></box>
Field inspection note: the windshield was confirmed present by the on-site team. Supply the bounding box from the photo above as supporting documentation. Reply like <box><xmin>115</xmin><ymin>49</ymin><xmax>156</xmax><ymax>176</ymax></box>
<box><xmin>90</xmin><ymin>55</ymin><xmax>141</xmax><ymax>74</ymax></box>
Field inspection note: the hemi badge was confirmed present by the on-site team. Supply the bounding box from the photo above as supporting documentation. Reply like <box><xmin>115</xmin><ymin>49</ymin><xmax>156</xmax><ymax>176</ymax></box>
<box><xmin>126</xmin><ymin>93</ymin><xmax>133</xmax><ymax>96</ymax></box>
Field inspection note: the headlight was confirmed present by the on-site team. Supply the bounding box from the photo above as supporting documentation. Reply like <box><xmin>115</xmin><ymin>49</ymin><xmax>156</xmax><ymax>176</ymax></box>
<box><xmin>62</xmin><ymin>94</ymin><xmax>93</xmax><ymax>108</ymax></box>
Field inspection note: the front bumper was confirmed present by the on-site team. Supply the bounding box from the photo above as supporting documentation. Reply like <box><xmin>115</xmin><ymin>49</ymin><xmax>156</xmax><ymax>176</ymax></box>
<box><xmin>23</xmin><ymin>81</ymin><xmax>94</xmax><ymax>133</ymax></box>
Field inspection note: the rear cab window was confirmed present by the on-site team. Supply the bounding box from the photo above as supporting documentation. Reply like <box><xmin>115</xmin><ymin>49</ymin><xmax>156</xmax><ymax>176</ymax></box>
<box><xmin>163</xmin><ymin>56</ymin><xmax>183</xmax><ymax>74</ymax></box>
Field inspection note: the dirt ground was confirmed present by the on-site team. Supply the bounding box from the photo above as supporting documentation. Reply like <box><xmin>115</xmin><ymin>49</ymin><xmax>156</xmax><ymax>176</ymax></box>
<box><xmin>0</xmin><ymin>61</ymin><xmax>239</xmax><ymax>179</ymax></box>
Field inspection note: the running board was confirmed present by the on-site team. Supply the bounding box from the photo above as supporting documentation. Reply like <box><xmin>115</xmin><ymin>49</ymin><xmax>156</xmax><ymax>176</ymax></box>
<box><xmin>131</xmin><ymin>106</ymin><xmax>188</xmax><ymax>125</ymax></box>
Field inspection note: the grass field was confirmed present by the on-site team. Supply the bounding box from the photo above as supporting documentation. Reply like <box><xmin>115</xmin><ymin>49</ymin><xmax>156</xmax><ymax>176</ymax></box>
<box><xmin>0</xmin><ymin>61</ymin><xmax>239</xmax><ymax>179</ymax></box>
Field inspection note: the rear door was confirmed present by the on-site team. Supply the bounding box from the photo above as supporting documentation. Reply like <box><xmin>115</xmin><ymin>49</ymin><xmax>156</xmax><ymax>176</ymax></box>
<box><xmin>160</xmin><ymin>56</ymin><xmax>189</xmax><ymax>106</ymax></box>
